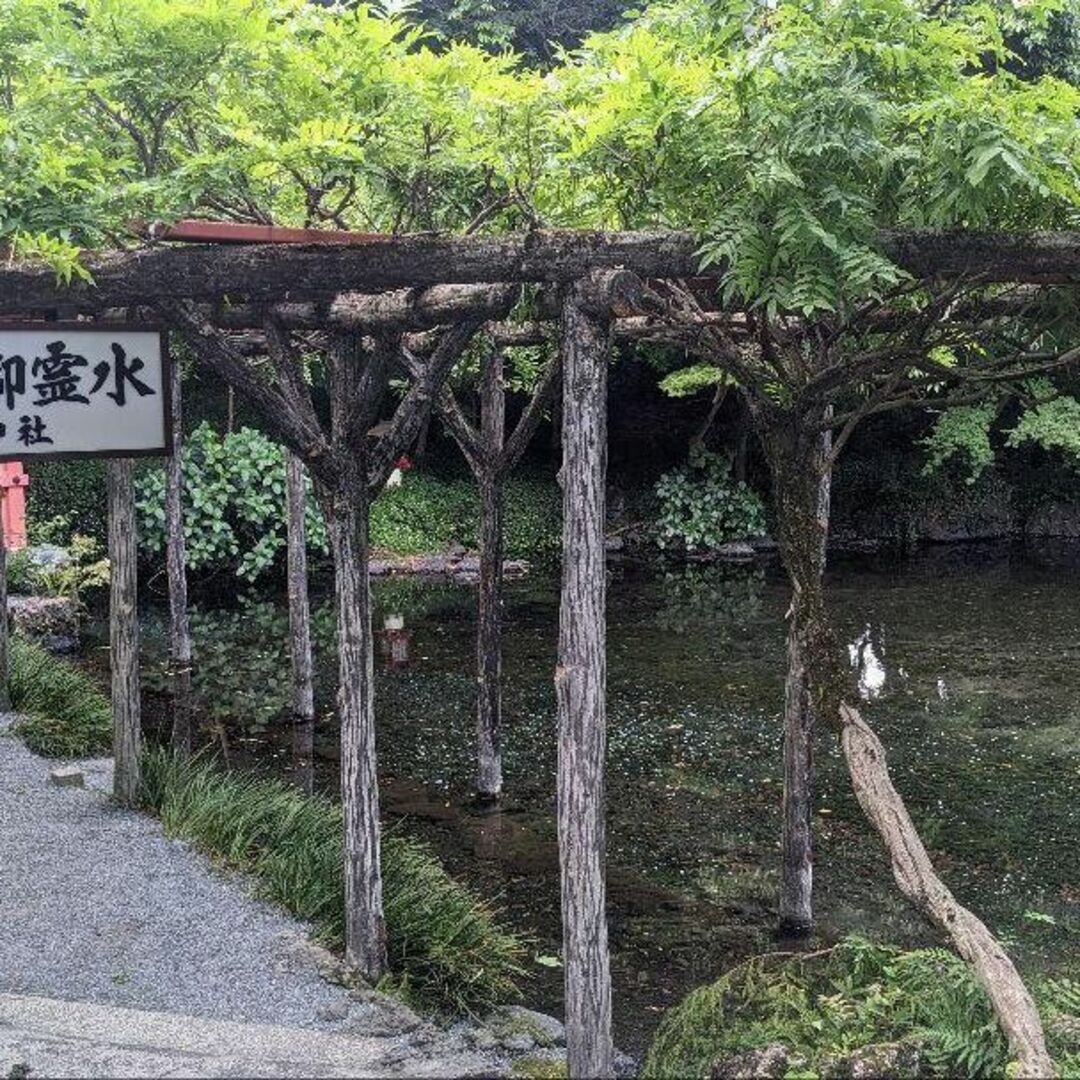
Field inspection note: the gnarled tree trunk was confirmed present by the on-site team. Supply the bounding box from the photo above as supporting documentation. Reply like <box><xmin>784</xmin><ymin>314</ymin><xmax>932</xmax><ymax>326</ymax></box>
<box><xmin>556</xmin><ymin>274</ymin><xmax>614</xmax><ymax>1080</ymax></box>
<box><xmin>760</xmin><ymin>405</ymin><xmax>1052</xmax><ymax>1076</ymax></box>
<box><xmin>165</xmin><ymin>353</ymin><xmax>194</xmax><ymax>756</ymax></box>
<box><xmin>759</xmin><ymin>411</ymin><xmax>832</xmax><ymax>936</ymax></box>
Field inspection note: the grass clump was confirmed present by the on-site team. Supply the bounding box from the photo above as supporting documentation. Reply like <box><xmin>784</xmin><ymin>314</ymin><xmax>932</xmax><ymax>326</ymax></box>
<box><xmin>9</xmin><ymin>636</ymin><xmax>111</xmax><ymax>757</ymax></box>
<box><xmin>644</xmin><ymin>936</ymin><xmax>1080</xmax><ymax>1079</ymax></box>
<box><xmin>140</xmin><ymin>748</ymin><xmax>526</xmax><ymax>1015</ymax></box>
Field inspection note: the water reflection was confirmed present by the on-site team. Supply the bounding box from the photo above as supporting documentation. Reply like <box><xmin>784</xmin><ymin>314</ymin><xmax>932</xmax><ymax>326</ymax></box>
<box><xmin>128</xmin><ymin>541</ymin><xmax>1080</xmax><ymax>1054</ymax></box>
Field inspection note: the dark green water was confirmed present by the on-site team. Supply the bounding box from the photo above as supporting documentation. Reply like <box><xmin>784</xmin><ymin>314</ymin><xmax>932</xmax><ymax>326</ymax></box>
<box><xmin>135</xmin><ymin>542</ymin><xmax>1080</xmax><ymax>1053</ymax></box>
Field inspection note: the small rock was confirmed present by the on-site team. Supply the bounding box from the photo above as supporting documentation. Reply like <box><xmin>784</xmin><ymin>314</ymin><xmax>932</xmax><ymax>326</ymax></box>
<box><xmin>315</xmin><ymin>1001</ymin><xmax>349</xmax><ymax>1022</ymax></box>
<box><xmin>605</xmin><ymin>534</ymin><xmax>625</xmax><ymax>552</ymax></box>
<box><xmin>839</xmin><ymin>1041</ymin><xmax>921</xmax><ymax>1079</ymax></box>
<box><xmin>470</xmin><ymin>1028</ymin><xmax>499</xmax><ymax>1052</ymax></box>
<box><xmin>25</xmin><ymin>544</ymin><xmax>72</xmax><ymax>569</ymax></box>
<box><xmin>495</xmin><ymin>1007</ymin><xmax>565</xmax><ymax>1049</ymax></box>
<box><xmin>501</xmin><ymin>1034</ymin><xmax>535</xmax><ymax>1053</ymax></box>
<box><xmin>8</xmin><ymin>596</ymin><xmax>80</xmax><ymax>641</ymax></box>
<box><xmin>48</xmin><ymin>767</ymin><xmax>84</xmax><ymax>789</ymax></box>
<box><xmin>712</xmin><ymin>1043</ymin><xmax>792</xmax><ymax>1079</ymax></box>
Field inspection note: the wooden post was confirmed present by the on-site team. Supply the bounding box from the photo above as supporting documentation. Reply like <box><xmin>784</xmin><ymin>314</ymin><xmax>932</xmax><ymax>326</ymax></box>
<box><xmin>165</xmin><ymin>351</ymin><xmax>194</xmax><ymax>755</ymax></box>
<box><xmin>286</xmin><ymin>451</ymin><xmax>315</xmax><ymax>792</ymax></box>
<box><xmin>324</xmin><ymin>471</ymin><xmax>386</xmax><ymax>979</ymax></box>
<box><xmin>324</xmin><ymin>331</ymin><xmax>387</xmax><ymax>982</ymax></box>
<box><xmin>556</xmin><ymin>273</ymin><xmax>614</xmax><ymax>1080</ymax></box>
<box><xmin>476</xmin><ymin>350</ymin><xmax>506</xmax><ymax>801</ymax></box>
<box><xmin>107</xmin><ymin>458</ymin><xmax>141</xmax><ymax>805</ymax></box>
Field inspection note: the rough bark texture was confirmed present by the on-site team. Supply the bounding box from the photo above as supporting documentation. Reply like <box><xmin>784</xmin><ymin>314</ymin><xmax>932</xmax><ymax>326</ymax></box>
<box><xmin>324</xmin><ymin>471</ymin><xmax>386</xmax><ymax>980</ymax></box>
<box><xmin>6</xmin><ymin>229</ymin><xmax>1080</xmax><ymax>314</ymax></box>
<box><xmin>840</xmin><ymin>702</ymin><xmax>1055</xmax><ymax>1078</ymax></box>
<box><xmin>165</xmin><ymin>356</ymin><xmax>194</xmax><ymax>756</ymax></box>
<box><xmin>0</xmin><ymin>231</ymin><xmax>697</xmax><ymax>311</ymax></box>
<box><xmin>286</xmin><ymin>452</ymin><xmax>315</xmax><ymax>732</ymax></box>
<box><xmin>476</xmin><ymin>472</ymin><xmax>504</xmax><ymax>798</ymax></box>
<box><xmin>475</xmin><ymin>350</ymin><xmax>506</xmax><ymax>800</ymax></box>
<box><xmin>781</xmin><ymin>421</ymin><xmax>829</xmax><ymax>937</ymax></box>
<box><xmin>324</xmin><ymin>331</ymin><xmax>388</xmax><ymax>983</ymax></box>
<box><xmin>761</xmin><ymin>414</ymin><xmax>833</xmax><ymax>936</ymax></box>
<box><xmin>292</xmin><ymin>716</ymin><xmax>316</xmax><ymax>797</ymax></box>
<box><xmin>107</xmin><ymin>459</ymin><xmax>142</xmax><ymax>807</ymax></box>
<box><xmin>439</xmin><ymin>346</ymin><xmax>560</xmax><ymax>802</ymax></box>
<box><xmin>556</xmin><ymin>274</ymin><xmax>614</xmax><ymax>1080</ymax></box>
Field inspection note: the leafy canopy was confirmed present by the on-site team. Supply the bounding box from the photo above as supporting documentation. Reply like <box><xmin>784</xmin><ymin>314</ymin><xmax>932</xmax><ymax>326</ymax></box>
<box><xmin>3</xmin><ymin>0</ymin><xmax>1079</xmax><ymax>320</ymax></box>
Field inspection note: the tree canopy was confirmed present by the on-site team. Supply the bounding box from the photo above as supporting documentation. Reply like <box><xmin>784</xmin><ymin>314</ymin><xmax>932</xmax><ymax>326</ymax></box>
<box><xmin>5</xmin><ymin>0</ymin><xmax>1079</xmax><ymax>306</ymax></box>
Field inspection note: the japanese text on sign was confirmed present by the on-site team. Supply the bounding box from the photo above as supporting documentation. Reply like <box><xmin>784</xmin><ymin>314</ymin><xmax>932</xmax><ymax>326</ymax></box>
<box><xmin>0</xmin><ymin>329</ymin><xmax>168</xmax><ymax>460</ymax></box>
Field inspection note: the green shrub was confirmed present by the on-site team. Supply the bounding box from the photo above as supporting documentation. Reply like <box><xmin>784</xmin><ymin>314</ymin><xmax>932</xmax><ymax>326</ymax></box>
<box><xmin>644</xmin><ymin>937</ymin><xmax>1079</xmax><ymax>1079</ymax></box>
<box><xmin>9</xmin><ymin>636</ymin><xmax>111</xmax><ymax>757</ymax></box>
<box><xmin>137</xmin><ymin>423</ymin><xmax>328</xmax><ymax>583</ymax></box>
<box><xmin>139</xmin><ymin>749</ymin><xmax>526</xmax><ymax>1015</ymax></box>
<box><xmin>371</xmin><ymin>471</ymin><xmax>561</xmax><ymax>560</ymax></box>
<box><xmin>136</xmin><ymin>424</ymin><xmax>561</xmax><ymax>581</ymax></box>
<box><xmin>654</xmin><ymin>448</ymin><xmax>766</xmax><ymax>552</ymax></box>
<box><xmin>370</xmin><ymin>472</ymin><xmax>476</xmax><ymax>555</ymax></box>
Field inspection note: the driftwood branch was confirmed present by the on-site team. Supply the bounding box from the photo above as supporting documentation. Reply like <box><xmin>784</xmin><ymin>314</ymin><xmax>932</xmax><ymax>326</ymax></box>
<box><xmin>839</xmin><ymin>702</ymin><xmax>1054</xmax><ymax>1078</ymax></box>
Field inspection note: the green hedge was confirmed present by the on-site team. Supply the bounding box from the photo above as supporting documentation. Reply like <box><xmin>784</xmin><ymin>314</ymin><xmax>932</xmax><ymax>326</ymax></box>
<box><xmin>140</xmin><ymin>749</ymin><xmax>526</xmax><ymax>1015</ymax></box>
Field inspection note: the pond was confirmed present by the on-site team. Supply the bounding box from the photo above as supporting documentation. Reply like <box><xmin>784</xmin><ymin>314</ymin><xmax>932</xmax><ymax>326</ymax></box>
<box><xmin>127</xmin><ymin>541</ymin><xmax>1080</xmax><ymax>1055</ymax></box>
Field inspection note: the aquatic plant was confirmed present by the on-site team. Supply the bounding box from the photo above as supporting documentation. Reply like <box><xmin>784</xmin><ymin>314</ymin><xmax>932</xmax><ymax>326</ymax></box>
<box><xmin>644</xmin><ymin>936</ymin><xmax>1080</xmax><ymax>1079</ymax></box>
<box><xmin>139</xmin><ymin>748</ymin><xmax>527</xmax><ymax>1015</ymax></box>
<box><xmin>9</xmin><ymin>636</ymin><xmax>112</xmax><ymax>758</ymax></box>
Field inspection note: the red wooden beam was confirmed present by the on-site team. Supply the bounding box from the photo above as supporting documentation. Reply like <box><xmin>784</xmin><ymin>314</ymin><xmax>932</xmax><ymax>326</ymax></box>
<box><xmin>148</xmin><ymin>220</ymin><xmax>386</xmax><ymax>246</ymax></box>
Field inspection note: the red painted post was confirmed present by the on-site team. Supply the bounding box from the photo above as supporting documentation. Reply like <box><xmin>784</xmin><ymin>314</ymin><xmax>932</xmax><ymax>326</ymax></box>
<box><xmin>0</xmin><ymin>462</ymin><xmax>28</xmax><ymax>551</ymax></box>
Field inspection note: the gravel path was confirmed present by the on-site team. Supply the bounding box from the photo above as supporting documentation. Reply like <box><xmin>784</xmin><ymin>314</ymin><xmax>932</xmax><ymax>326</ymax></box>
<box><xmin>0</xmin><ymin>715</ymin><xmax>396</xmax><ymax>1033</ymax></box>
<box><xmin>0</xmin><ymin>716</ymin><xmax>576</xmax><ymax>1078</ymax></box>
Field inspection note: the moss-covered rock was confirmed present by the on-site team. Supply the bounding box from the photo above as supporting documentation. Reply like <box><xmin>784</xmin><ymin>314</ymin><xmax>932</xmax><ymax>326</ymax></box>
<box><xmin>644</xmin><ymin>937</ymin><xmax>1076</xmax><ymax>1080</ymax></box>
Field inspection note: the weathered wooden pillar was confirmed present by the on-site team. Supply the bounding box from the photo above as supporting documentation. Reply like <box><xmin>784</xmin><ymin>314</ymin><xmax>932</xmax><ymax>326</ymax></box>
<box><xmin>165</xmin><ymin>351</ymin><xmax>194</xmax><ymax>755</ymax></box>
<box><xmin>556</xmin><ymin>272</ymin><xmax>615</xmax><ymax>1080</ymax></box>
<box><xmin>476</xmin><ymin>350</ymin><xmax>506</xmax><ymax>801</ymax></box>
<box><xmin>324</xmin><ymin>467</ymin><xmax>386</xmax><ymax>979</ymax></box>
<box><xmin>107</xmin><ymin>458</ymin><xmax>141</xmax><ymax>805</ymax></box>
<box><xmin>286</xmin><ymin>451</ymin><xmax>315</xmax><ymax>791</ymax></box>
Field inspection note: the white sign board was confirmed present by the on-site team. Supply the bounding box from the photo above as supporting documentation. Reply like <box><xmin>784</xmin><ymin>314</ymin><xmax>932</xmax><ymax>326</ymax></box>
<box><xmin>0</xmin><ymin>327</ymin><xmax>169</xmax><ymax>461</ymax></box>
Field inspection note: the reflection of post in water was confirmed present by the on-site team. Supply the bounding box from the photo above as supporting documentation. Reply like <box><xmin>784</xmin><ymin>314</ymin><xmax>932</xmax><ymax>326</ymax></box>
<box><xmin>292</xmin><ymin>715</ymin><xmax>315</xmax><ymax>796</ymax></box>
<box><xmin>379</xmin><ymin>613</ymin><xmax>412</xmax><ymax>669</ymax></box>
<box><xmin>472</xmin><ymin>804</ymin><xmax>510</xmax><ymax>862</ymax></box>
